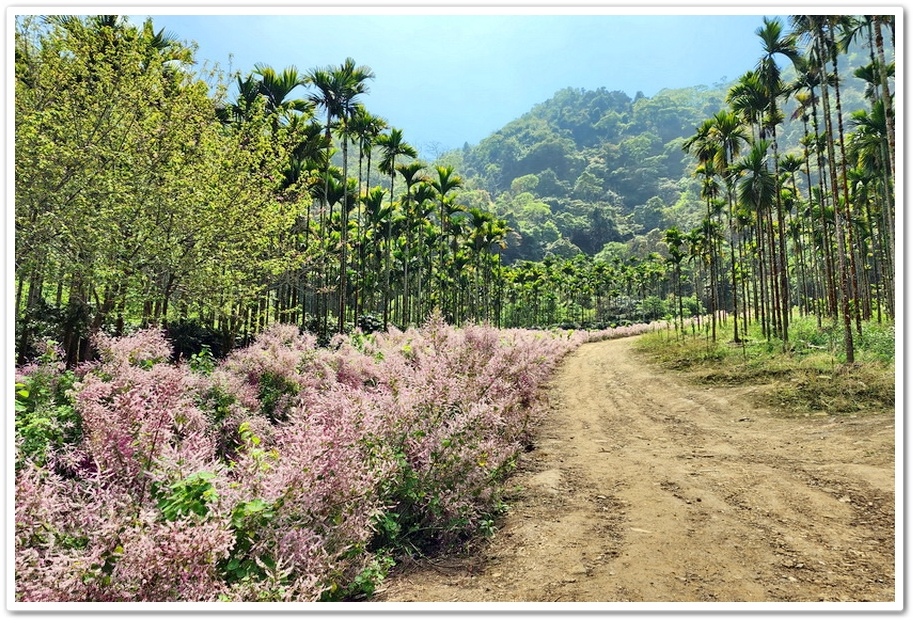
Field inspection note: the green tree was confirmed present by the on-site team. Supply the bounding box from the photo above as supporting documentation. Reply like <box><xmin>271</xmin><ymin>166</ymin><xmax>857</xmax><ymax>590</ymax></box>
<box><xmin>430</xmin><ymin>165</ymin><xmax>464</xmax><ymax>315</ymax></box>
<box><xmin>662</xmin><ymin>227</ymin><xmax>688</xmax><ymax>335</ymax></box>
<box><xmin>253</xmin><ymin>63</ymin><xmax>310</xmax><ymax>127</ymax></box>
<box><xmin>15</xmin><ymin>16</ymin><xmax>300</xmax><ymax>362</ymax></box>
<box><xmin>307</xmin><ymin>58</ymin><xmax>375</xmax><ymax>333</ymax></box>
<box><xmin>756</xmin><ymin>17</ymin><xmax>799</xmax><ymax>344</ymax></box>
<box><xmin>377</xmin><ymin>128</ymin><xmax>418</xmax><ymax>326</ymax></box>
<box><xmin>791</xmin><ymin>15</ymin><xmax>856</xmax><ymax>363</ymax></box>
<box><xmin>396</xmin><ymin>161</ymin><xmax>427</xmax><ymax>326</ymax></box>
<box><xmin>347</xmin><ymin>104</ymin><xmax>388</xmax><ymax>321</ymax></box>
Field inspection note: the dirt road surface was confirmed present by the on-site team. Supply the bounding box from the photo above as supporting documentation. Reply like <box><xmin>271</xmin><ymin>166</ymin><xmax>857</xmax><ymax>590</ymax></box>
<box><xmin>373</xmin><ymin>335</ymin><xmax>897</xmax><ymax>607</ymax></box>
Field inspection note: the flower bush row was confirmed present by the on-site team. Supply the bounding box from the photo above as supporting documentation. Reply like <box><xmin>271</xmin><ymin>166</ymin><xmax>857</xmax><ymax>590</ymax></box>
<box><xmin>14</xmin><ymin>314</ymin><xmax>662</xmax><ymax>602</ymax></box>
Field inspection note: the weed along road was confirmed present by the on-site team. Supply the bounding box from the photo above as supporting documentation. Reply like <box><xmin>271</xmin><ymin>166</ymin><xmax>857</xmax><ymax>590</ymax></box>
<box><xmin>375</xmin><ymin>335</ymin><xmax>896</xmax><ymax>604</ymax></box>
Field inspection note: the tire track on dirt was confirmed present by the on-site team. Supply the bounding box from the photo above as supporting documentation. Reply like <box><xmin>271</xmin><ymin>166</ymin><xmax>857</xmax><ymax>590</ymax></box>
<box><xmin>374</xmin><ymin>335</ymin><xmax>896</xmax><ymax>604</ymax></box>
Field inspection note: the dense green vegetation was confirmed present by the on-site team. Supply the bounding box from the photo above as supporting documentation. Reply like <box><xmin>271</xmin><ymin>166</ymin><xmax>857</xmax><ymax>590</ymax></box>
<box><xmin>443</xmin><ymin>17</ymin><xmax>894</xmax><ymax>366</ymax></box>
<box><xmin>14</xmin><ymin>313</ymin><xmax>661</xmax><ymax>602</ymax></box>
<box><xmin>15</xmin><ymin>15</ymin><xmax>895</xmax><ymax>368</ymax></box>
<box><xmin>12</xmin><ymin>13</ymin><xmax>896</xmax><ymax>604</ymax></box>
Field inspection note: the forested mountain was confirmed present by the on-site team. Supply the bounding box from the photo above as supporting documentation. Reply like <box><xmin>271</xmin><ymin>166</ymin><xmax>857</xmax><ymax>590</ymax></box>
<box><xmin>443</xmin><ymin>85</ymin><xmax>724</xmax><ymax>262</ymax></box>
<box><xmin>438</xmin><ymin>58</ymin><xmax>871</xmax><ymax>266</ymax></box>
<box><xmin>15</xmin><ymin>14</ymin><xmax>894</xmax><ymax>366</ymax></box>
<box><xmin>13</xmin><ymin>13</ymin><xmax>896</xmax><ymax>605</ymax></box>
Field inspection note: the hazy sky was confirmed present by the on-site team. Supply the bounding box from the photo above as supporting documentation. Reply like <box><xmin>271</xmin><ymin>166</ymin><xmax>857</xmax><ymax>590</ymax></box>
<box><xmin>114</xmin><ymin>6</ymin><xmax>790</xmax><ymax>158</ymax></box>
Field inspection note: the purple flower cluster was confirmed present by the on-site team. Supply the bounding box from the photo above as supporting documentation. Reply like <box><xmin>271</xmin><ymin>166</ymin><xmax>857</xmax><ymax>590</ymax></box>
<box><xmin>14</xmin><ymin>315</ymin><xmax>659</xmax><ymax>602</ymax></box>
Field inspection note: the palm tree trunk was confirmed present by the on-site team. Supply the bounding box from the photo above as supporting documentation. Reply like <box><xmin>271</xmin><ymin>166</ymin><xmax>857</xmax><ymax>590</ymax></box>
<box><xmin>338</xmin><ymin>125</ymin><xmax>350</xmax><ymax>335</ymax></box>
<box><xmin>402</xmin><ymin>198</ymin><xmax>411</xmax><ymax>328</ymax></box>
<box><xmin>753</xmin><ymin>211</ymin><xmax>769</xmax><ymax>339</ymax></box>
<box><xmin>767</xmin><ymin>138</ymin><xmax>791</xmax><ymax>343</ymax></box>
<box><xmin>817</xmin><ymin>26</ymin><xmax>855</xmax><ymax>363</ymax></box>
<box><xmin>828</xmin><ymin>31</ymin><xmax>863</xmax><ymax>337</ymax></box>
<box><xmin>872</xmin><ymin>17</ymin><xmax>895</xmax><ymax>179</ymax></box>
<box><xmin>383</xmin><ymin>176</ymin><xmax>395</xmax><ymax>328</ymax></box>
<box><xmin>806</xmin><ymin>90</ymin><xmax>838</xmax><ymax>319</ymax></box>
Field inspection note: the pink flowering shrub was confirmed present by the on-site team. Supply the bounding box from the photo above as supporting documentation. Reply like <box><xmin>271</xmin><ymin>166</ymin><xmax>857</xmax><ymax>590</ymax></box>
<box><xmin>582</xmin><ymin>320</ymin><xmax>668</xmax><ymax>342</ymax></box>
<box><xmin>334</xmin><ymin>314</ymin><xmax>591</xmax><ymax>554</ymax></box>
<box><xmin>16</xmin><ymin>330</ymin><xmax>231</xmax><ymax>601</ymax></box>
<box><xmin>15</xmin><ymin>315</ymin><xmax>659</xmax><ymax>602</ymax></box>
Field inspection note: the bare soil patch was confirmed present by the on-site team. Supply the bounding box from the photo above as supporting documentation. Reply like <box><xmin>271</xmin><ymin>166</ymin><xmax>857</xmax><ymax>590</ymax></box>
<box><xmin>373</xmin><ymin>335</ymin><xmax>896</xmax><ymax>605</ymax></box>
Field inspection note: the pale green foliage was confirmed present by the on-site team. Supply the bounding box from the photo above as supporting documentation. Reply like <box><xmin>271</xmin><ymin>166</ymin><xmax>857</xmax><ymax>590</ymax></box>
<box><xmin>15</xmin><ymin>15</ymin><xmax>299</xmax><ymax>337</ymax></box>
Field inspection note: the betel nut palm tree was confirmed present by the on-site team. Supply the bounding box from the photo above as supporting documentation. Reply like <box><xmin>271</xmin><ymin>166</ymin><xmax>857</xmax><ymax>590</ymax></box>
<box><xmin>306</xmin><ymin>57</ymin><xmax>375</xmax><ymax>334</ymax></box>
<box><xmin>377</xmin><ymin>128</ymin><xmax>418</xmax><ymax>327</ymax></box>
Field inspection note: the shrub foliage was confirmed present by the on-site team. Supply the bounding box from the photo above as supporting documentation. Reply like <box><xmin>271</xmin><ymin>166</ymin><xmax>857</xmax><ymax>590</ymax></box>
<box><xmin>14</xmin><ymin>315</ymin><xmax>659</xmax><ymax>602</ymax></box>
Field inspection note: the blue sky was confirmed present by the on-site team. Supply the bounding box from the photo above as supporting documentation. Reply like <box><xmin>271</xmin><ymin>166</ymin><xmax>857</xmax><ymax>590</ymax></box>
<box><xmin>119</xmin><ymin>7</ymin><xmax>781</xmax><ymax>158</ymax></box>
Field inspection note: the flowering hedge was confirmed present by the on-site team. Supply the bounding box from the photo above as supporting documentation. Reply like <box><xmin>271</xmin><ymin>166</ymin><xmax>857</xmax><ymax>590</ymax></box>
<box><xmin>14</xmin><ymin>314</ymin><xmax>661</xmax><ymax>602</ymax></box>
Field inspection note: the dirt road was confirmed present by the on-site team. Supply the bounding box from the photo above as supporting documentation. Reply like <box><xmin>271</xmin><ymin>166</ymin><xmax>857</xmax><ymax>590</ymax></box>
<box><xmin>373</xmin><ymin>335</ymin><xmax>897</xmax><ymax>605</ymax></box>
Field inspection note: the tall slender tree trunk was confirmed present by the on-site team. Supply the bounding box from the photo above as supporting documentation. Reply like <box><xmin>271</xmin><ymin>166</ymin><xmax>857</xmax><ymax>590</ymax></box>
<box><xmin>829</xmin><ymin>29</ymin><xmax>863</xmax><ymax>336</ymax></box>
<box><xmin>383</xmin><ymin>173</ymin><xmax>396</xmax><ymax>328</ymax></box>
<box><xmin>770</xmin><ymin>140</ymin><xmax>791</xmax><ymax>344</ymax></box>
<box><xmin>817</xmin><ymin>27</ymin><xmax>855</xmax><ymax>364</ymax></box>
<box><xmin>401</xmin><ymin>194</ymin><xmax>412</xmax><ymax>328</ymax></box>
<box><xmin>338</xmin><ymin>121</ymin><xmax>350</xmax><ymax>335</ymax></box>
<box><xmin>754</xmin><ymin>212</ymin><xmax>770</xmax><ymax>339</ymax></box>
<box><xmin>872</xmin><ymin>17</ymin><xmax>895</xmax><ymax>179</ymax></box>
<box><xmin>729</xmin><ymin>233</ymin><xmax>741</xmax><ymax>342</ymax></box>
<box><xmin>806</xmin><ymin>92</ymin><xmax>838</xmax><ymax>319</ymax></box>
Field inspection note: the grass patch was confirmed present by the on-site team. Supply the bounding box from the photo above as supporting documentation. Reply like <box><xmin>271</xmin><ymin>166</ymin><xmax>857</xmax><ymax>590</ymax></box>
<box><xmin>634</xmin><ymin>318</ymin><xmax>895</xmax><ymax>415</ymax></box>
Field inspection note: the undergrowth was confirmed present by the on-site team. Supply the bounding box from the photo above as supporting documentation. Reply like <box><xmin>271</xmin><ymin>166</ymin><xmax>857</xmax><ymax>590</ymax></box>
<box><xmin>14</xmin><ymin>314</ymin><xmax>661</xmax><ymax>603</ymax></box>
<box><xmin>634</xmin><ymin>316</ymin><xmax>896</xmax><ymax>415</ymax></box>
